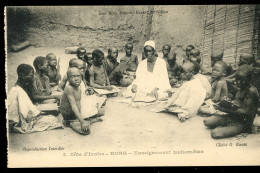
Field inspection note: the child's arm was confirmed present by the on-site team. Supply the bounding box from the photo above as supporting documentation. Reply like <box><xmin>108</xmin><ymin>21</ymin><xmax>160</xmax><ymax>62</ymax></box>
<box><xmin>57</xmin><ymin>75</ymin><xmax>68</xmax><ymax>92</ymax></box>
<box><xmin>215</xmin><ymin>88</ymin><xmax>257</xmax><ymax>118</ymax></box>
<box><xmin>32</xmin><ymin>94</ymin><xmax>60</xmax><ymax>101</ymax></box>
<box><xmin>225</xmin><ymin>73</ymin><xmax>235</xmax><ymax>79</ymax></box>
<box><xmin>212</xmin><ymin>80</ymin><xmax>225</xmax><ymax>102</ymax></box>
<box><xmin>64</xmin><ymin>86</ymin><xmax>89</xmax><ymax>132</ymax></box>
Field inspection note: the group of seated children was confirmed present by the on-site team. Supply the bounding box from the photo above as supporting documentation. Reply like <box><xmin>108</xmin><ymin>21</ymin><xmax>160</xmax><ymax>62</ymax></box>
<box><xmin>9</xmin><ymin>43</ymin><xmax>140</xmax><ymax>135</ymax></box>
<box><xmin>156</xmin><ymin>43</ymin><xmax>259</xmax><ymax>139</ymax></box>
<box><xmin>8</xmin><ymin>41</ymin><xmax>260</xmax><ymax>139</ymax></box>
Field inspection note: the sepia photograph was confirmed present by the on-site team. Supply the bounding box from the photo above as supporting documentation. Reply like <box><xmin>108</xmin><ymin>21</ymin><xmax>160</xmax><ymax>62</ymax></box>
<box><xmin>5</xmin><ymin>5</ymin><xmax>260</xmax><ymax>167</ymax></box>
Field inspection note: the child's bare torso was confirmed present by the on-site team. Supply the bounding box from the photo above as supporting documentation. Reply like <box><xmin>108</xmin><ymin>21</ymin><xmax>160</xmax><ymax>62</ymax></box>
<box><xmin>60</xmin><ymin>84</ymin><xmax>82</xmax><ymax>116</ymax></box>
<box><xmin>92</xmin><ymin>65</ymin><xmax>107</xmax><ymax>86</ymax></box>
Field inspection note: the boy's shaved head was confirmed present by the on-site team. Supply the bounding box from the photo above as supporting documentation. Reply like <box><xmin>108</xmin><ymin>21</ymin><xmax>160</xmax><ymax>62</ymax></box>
<box><xmin>46</xmin><ymin>53</ymin><xmax>56</xmax><ymax>60</ymax></box>
<box><xmin>235</xmin><ymin>64</ymin><xmax>253</xmax><ymax>89</ymax></box>
<box><xmin>70</xmin><ymin>59</ymin><xmax>85</xmax><ymax>68</ymax></box>
<box><xmin>211</xmin><ymin>50</ymin><xmax>224</xmax><ymax>67</ymax></box>
<box><xmin>108</xmin><ymin>47</ymin><xmax>118</xmax><ymax>54</ymax></box>
<box><xmin>163</xmin><ymin>44</ymin><xmax>171</xmax><ymax>50</ymax></box>
<box><xmin>92</xmin><ymin>49</ymin><xmax>104</xmax><ymax>58</ymax></box>
<box><xmin>125</xmin><ymin>43</ymin><xmax>133</xmax><ymax>49</ymax></box>
<box><xmin>67</xmin><ymin>67</ymin><xmax>81</xmax><ymax>77</ymax></box>
<box><xmin>211</xmin><ymin>50</ymin><xmax>224</xmax><ymax>60</ymax></box>
<box><xmin>182</xmin><ymin>61</ymin><xmax>195</xmax><ymax>72</ymax></box>
<box><xmin>33</xmin><ymin>56</ymin><xmax>47</xmax><ymax>71</ymax></box>
<box><xmin>190</xmin><ymin>49</ymin><xmax>200</xmax><ymax>57</ymax></box>
<box><xmin>69</xmin><ymin>58</ymin><xmax>78</xmax><ymax>67</ymax></box>
<box><xmin>240</xmin><ymin>53</ymin><xmax>255</xmax><ymax>64</ymax></box>
<box><xmin>17</xmin><ymin>64</ymin><xmax>34</xmax><ymax>77</ymax></box>
<box><xmin>215</xmin><ymin>60</ymin><xmax>228</xmax><ymax>73</ymax></box>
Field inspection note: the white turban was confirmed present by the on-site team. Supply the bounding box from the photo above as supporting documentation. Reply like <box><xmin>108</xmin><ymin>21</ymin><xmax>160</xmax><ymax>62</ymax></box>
<box><xmin>144</xmin><ymin>40</ymin><xmax>155</xmax><ymax>50</ymax></box>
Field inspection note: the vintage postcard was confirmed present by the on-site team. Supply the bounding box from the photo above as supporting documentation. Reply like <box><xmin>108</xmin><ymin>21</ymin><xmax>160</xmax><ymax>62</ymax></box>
<box><xmin>5</xmin><ymin>5</ymin><xmax>260</xmax><ymax>167</ymax></box>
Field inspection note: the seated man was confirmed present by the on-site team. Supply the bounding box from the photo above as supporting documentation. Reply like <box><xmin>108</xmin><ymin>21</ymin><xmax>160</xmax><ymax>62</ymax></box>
<box><xmin>60</xmin><ymin>68</ymin><xmax>105</xmax><ymax>135</ymax></box>
<box><xmin>31</xmin><ymin>56</ymin><xmax>61</xmax><ymax>104</ymax></box>
<box><xmin>204</xmin><ymin>66</ymin><xmax>259</xmax><ymax>139</ymax></box>
<box><xmin>142</xmin><ymin>49</ymin><xmax>158</xmax><ymax>60</ymax></box>
<box><xmin>8</xmin><ymin>64</ymin><xmax>63</xmax><ymax>133</ymax></box>
<box><xmin>162</xmin><ymin>44</ymin><xmax>171</xmax><ymax>62</ymax></box>
<box><xmin>163</xmin><ymin>61</ymin><xmax>207</xmax><ymax>122</ymax></box>
<box><xmin>199</xmin><ymin>61</ymin><xmax>229</xmax><ymax>116</ymax></box>
<box><xmin>46</xmin><ymin>53</ymin><xmax>61</xmax><ymax>88</ymax></box>
<box><xmin>166</xmin><ymin>51</ymin><xmax>181</xmax><ymax>87</ymax></box>
<box><xmin>124</xmin><ymin>40</ymin><xmax>171</xmax><ymax>101</ymax></box>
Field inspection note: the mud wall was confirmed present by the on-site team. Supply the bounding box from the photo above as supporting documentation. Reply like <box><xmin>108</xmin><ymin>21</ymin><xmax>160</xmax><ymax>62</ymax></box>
<box><xmin>6</xmin><ymin>6</ymin><xmax>205</xmax><ymax>53</ymax></box>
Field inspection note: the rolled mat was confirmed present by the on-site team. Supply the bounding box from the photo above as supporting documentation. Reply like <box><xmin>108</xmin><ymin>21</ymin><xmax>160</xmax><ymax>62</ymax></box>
<box><xmin>70</xmin><ymin>121</ymin><xmax>91</xmax><ymax>135</ymax></box>
<box><xmin>65</xmin><ymin>46</ymin><xmax>79</xmax><ymax>54</ymax></box>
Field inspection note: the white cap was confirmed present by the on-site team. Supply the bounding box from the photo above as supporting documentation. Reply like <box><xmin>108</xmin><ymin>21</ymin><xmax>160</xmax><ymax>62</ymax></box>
<box><xmin>144</xmin><ymin>40</ymin><xmax>155</xmax><ymax>50</ymax></box>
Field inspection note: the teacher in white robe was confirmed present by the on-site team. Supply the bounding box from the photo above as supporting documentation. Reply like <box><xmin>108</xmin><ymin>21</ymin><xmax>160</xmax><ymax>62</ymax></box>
<box><xmin>124</xmin><ymin>40</ymin><xmax>171</xmax><ymax>100</ymax></box>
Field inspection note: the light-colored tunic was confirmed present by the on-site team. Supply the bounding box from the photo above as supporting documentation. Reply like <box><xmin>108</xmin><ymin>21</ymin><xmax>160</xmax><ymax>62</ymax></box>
<box><xmin>8</xmin><ymin>85</ymin><xmax>62</xmax><ymax>133</ymax></box>
<box><xmin>124</xmin><ymin>58</ymin><xmax>171</xmax><ymax>99</ymax></box>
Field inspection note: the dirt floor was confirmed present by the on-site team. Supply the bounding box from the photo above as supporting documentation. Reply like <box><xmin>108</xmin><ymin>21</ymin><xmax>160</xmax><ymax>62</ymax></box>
<box><xmin>6</xmin><ymin>46</ymin><xmax>260</xmax><ymax>167</ymax></box>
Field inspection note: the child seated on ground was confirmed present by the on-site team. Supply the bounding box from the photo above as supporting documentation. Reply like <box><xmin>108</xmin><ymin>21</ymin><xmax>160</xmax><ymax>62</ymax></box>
<box><xmin>104</xmin><ymin>47</ymin><xmax>119</xmax><ymax>77</ymax></box>
<box><xmin>163</xmin><ymin>61</ymin><xmax>207</xmax><ymax>122</ymax></box>
<box><xmin>8</xmin><ymin>64</ymin><xmax>63</xmax><ymax>133</ymax></box>
<box><xmin>204</xmin><ymin>66</ymin><xmax>259</xmax><ymax>139</ymax></box>
<box><xmin>252</xmin><ymin>59</ymin><xmax>260</xmax><ymax>94</ymax></box>
<box><xmin>57</xmin><ymin>58</ymin><xmax>89</xmax><ymax>92</ymax></box>
<box><xmin>225</xmin><ymin>53</ymin><xmax>255</xmax><ymax>99</ymax></box>
<box><xmin>60</xmin><ymin>68</ymin><xmax>105</xmax><ymax>135</ymax></box>
<box><xmin>208</xmin><ymin>50</ymin><xmax>234</xmax><ymax>77</ymax></box>
<box><xmin>46</xmin><ymin>53</ymin><xmax>61</xmax><ymax>88</ymax></box>
<box><xmin>183</xmin><ymin>45</ymin><xmax>195</xmax><ymax>64</ymax></box>
<box><xmin>84</xmin><ymin>52</ymin><xmax>93</xmax><ymax>86</ymax></box>
<box><xmin>162</xmin><ymin>44</ymin><xmax>171</xmax><ymax>62</ymax></box>
<box><xmin>31</xmin><ymin>56</ymin><xmax>61</xmax><ymax>104</ymax></box>
<box><xmin>189</xmin><ymin>49</ymin><xmax>206</xmax><ymax>73</ymax></box>
<box><xmin>166</xmin><ymin>51</ymin><xmax>181</xmax><ymax>87</ymax></box>
<box><xmin>199</xmin><ymin>61</ymin><xmax>228</xmax><ymax>116</ymax></box>
<box><xmin>89</xmin><ymin>49</ymin><xmax>119</xmax><ymax>96</ymax></box>
<box><xmin>76</xmin><ymin>47</ymin><xmax>87</xmax><ymax>62</ymax></box>
<box><xmin>120</xmin><ymin>43</ymin><xmax>139</xmax><ymax>73</ymax></box>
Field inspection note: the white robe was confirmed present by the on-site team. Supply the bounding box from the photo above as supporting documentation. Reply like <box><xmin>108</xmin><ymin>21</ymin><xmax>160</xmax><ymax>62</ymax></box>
<box><xmin>194</xmin><ymin>73</ymin><xmax>211</xmax><ymax>99</ymax></box>
<box><xmin>167</xmin><ymin>78</ymin><xmax>206</xmax><ymax>116</ymax></box>
<box><xmin>8</xmin><ymin>85</ymin><xmax>63</xmax><ymax>133</ymax></box>
<box><xmin>124</xmin><ymin>58</ymin><xmax>171</xmax><ymax>99</ymax></box>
